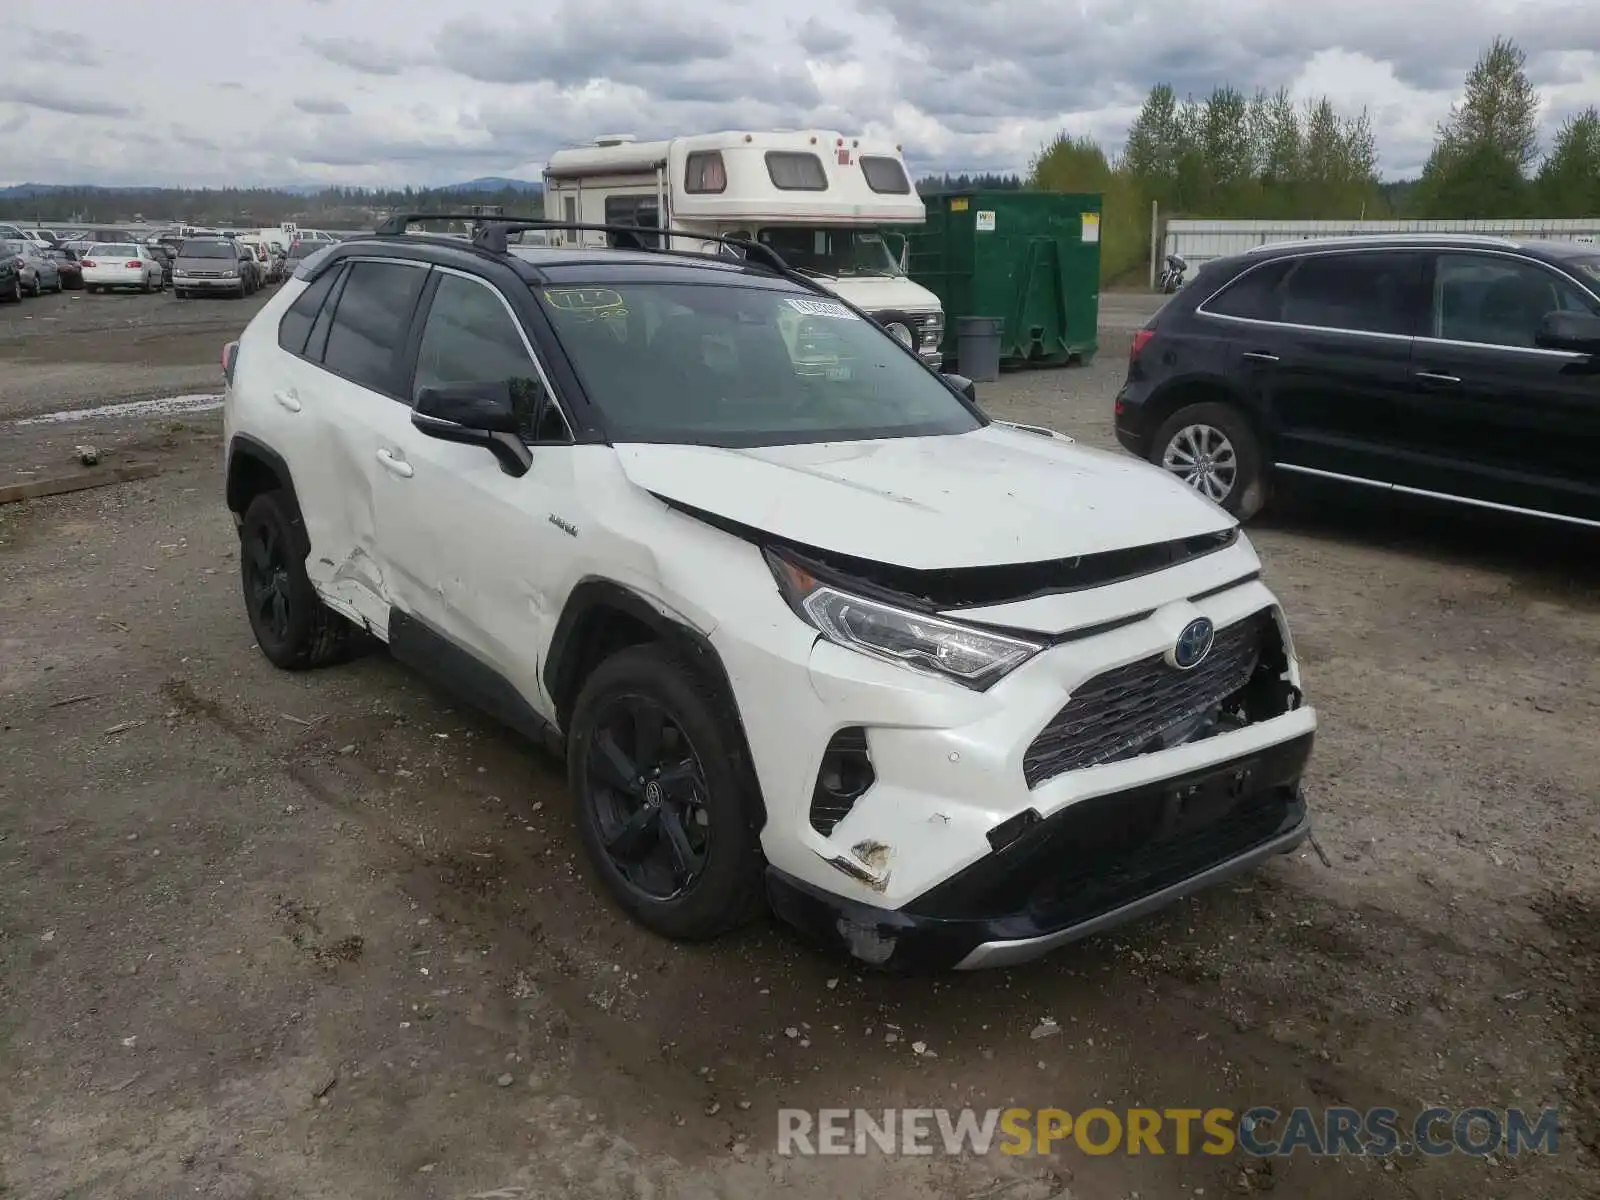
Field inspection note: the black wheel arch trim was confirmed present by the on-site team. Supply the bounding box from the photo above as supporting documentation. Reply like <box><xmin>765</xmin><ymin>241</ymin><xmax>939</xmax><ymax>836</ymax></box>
<box><xmin>226</xmin><ymin>434</ymin><xmax>309</xmax><ymax>557</ymax></box>
<box><xmin>1145</xmin><ymin>375</ymin><xmax>1270</xmax><ymax>450</ymax></box>
<box><xmin>545</xmin><ymin>577</ymin><xmax>768</xmax><ymax>825</ymax></box>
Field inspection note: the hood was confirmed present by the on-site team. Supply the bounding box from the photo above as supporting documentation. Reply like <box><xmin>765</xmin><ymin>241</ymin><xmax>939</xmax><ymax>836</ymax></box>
<box><xmin>615</xmin><ymin>424</ymin><xmax>1234</xmax><ymax>570</ymax></box>
<box><xmin>810</xmin><ymin>272</ymin><xmax>939</xmax><ymax>314</ymax></box>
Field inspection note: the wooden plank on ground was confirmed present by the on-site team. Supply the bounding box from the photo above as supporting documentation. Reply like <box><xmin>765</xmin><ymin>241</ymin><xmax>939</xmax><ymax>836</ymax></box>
<box><xmin>0</xmin><ymin>463</ymin><xmax>162</xmax><ymax>506</ymax></box>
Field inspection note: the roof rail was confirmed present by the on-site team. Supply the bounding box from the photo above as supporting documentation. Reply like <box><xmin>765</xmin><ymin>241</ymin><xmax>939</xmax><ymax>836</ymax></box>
<box><xmin>1246</xmin><ymin>232</ymin><xmax>1523</xmax><ymax>253</ymax></box>
<box><xmin>371</xmin><ymin>211</ymin><xmax>818</xmax><ymax>294</ymax></box>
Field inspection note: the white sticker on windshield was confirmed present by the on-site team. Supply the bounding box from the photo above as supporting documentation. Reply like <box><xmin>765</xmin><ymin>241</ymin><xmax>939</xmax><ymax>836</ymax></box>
<box><xmin>785</xmin><ymin>297</ymin><xmax>860</xmax><ymax>321</ymax></box>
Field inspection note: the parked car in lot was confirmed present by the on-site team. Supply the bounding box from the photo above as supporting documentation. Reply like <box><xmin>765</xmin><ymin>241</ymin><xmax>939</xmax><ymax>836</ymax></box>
<box><xmin>220</xmin><ymin>215</ymin><xmax>1318</xmax><ymax>970</ymax></box>
<box><xmin>173</xmin><ymin>237</ymin><xmax>251</xmax><ymax>297</ymax></box>
<box><xmin>1115</xmin><ymin>233</ymin><xmax>1600</xmax><ymax>527</ymax></box>
<box><xmin>146</xmin><ymin>243</ymin><xmax>176</xmax><ymax>286</ymax></box>
<box><xmin>1</xmin><ymin>239</ymin><xmax>63</xmax><ymax>295</ymax></box>
<box><xmin>44</xmin><ymin>246</ymin><xmax>83</xmax><ymax>289</ymax></box>
<box><xmin>81</xmin><ymin>242</ymin><xmax>166</xmax><ymax>293</ymax></box>
<box><xmin>0</xmin><ymin>252</ymin><xmax>21</xmax><ymax>302</ymax></box>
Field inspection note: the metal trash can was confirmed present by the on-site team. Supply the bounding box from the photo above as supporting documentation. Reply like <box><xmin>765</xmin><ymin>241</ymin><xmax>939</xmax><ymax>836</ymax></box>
<box><xmin>956</xmin><ymin>315</ymin><xmax>1003</xmax><ymax>382</ymax></box>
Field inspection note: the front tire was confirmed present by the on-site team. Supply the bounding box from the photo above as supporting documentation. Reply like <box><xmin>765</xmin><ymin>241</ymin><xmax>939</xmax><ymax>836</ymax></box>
<box><xmin>239</xmin><ymin>491</ymin><xmax>351</xmax><ymax>670</ymax></box>
<box><xmin>567</xmin><ymin>644</ymin><xmax>765</xmax><ymax>941</ymax></box>
<box><xmin>1150</xmin><ymin>401</ymin><xmax>1268</xmax><ymax>519</ymax></box>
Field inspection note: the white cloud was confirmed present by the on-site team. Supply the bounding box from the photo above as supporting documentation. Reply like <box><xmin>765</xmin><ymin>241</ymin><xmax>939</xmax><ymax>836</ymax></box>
<box><xmin>0</xmin><ymin>0</ymin><xmax>1594</xmax><ymax>187</ymax></box>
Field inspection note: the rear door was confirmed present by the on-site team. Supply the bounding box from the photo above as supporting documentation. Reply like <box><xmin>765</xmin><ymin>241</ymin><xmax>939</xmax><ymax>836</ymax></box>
<box><xmin>273</xmin><ymin>257</ymin><xmax>431</xmax><ymax>630</ymax></box>
<box><xmin>1401</xmin><ymin>251</ymin><xmax>1600</xmax><ymax>522</ymax></box>
<box><xmin>1222</xmin><ymin>249</ymin><xmax>1427</xmax><ymax>485</ymax></box>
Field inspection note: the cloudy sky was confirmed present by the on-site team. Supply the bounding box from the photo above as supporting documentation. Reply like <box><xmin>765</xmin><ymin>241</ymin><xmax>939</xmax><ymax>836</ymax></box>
<box><xmin>2</xmin><ymin>0</ymin><xmax>1596</xmax><ymax>188</ymax></box>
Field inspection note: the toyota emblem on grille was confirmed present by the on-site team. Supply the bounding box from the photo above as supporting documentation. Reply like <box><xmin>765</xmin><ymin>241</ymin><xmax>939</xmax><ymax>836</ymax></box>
<box><xmin>1170</xmin><ymin>617</ymin><xmax>1215</xmax><ymax>670</ymax></box>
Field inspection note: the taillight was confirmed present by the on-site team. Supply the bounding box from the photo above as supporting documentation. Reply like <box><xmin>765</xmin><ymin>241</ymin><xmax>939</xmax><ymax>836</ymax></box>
<box><xmin>81</xmin><ymin>258</ymin><xmax>97</xmax><ymax>267</ymax></box>
<box><xmin>1129</xmin><ymin>329</ymin><xmax>1155</xmax><ymax>362</ymax></box>
<box><xmin>125</xmin><ymin>260</ymin><xmax>142</xmax><ymax>268</ymax></box>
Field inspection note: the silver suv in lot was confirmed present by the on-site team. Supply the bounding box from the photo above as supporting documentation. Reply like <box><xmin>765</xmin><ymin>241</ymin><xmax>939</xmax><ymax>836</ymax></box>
<box><xmin>220</xmin><ymin>214</ymin><xmax>1317</xmax><ymax>970</ymax></box>
<box><xmin>173</xmin><ymin>238</ymin><xmax>253</xmax><ymax>298</ymax></box>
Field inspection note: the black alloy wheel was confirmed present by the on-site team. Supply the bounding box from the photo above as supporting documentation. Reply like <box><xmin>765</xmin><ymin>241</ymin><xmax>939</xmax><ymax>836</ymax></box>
<box><xmin>583</xmin><ymin>694</ymin><xmax>712</xmax><ymax>901</ymax></box>
<box><xmin>243</xmin><ymin>509</ymin><xmax>294</xmax><ymax>650</ymax></box>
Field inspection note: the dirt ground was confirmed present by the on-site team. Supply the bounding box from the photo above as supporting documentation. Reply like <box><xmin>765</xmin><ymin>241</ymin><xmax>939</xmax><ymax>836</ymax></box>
<box><xmin>1</xmin><ymin>287</ymin><xmax>1597</xmax><ymax>1200</ymax></box>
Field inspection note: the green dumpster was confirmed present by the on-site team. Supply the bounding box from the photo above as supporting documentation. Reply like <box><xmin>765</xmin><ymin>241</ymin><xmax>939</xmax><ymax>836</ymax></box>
<box><xmin>904</xmin><ymin>190</ymin><xmax>1101</xmax><ymax>369</ymax></box>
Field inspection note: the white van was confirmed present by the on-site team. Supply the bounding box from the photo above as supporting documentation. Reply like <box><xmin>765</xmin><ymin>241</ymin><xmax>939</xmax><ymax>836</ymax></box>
<box><xmin>543</xmin><ymin>130</ymin><xmax>945</xmax><ymax>363</ymax></box>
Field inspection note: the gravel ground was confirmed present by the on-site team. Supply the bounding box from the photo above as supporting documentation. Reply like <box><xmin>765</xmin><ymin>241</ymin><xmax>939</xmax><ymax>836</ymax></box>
<box><xmin>1</xmin><ymin>287</ymin><xmax>1596</xmax><ymax>1199</ymax></box>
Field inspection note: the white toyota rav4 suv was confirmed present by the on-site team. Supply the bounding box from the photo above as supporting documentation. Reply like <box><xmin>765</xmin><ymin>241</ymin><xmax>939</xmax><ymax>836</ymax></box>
<box><xmin>221</xmin><ymin>215</ymin><xmax>1318</xmax><ymax>970</ymax></box>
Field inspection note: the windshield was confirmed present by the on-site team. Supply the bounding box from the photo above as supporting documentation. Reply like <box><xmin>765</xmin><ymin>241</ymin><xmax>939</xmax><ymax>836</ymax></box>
<box><xmin>90</xmin><ymin>244</ymin><xmax>137</xmax><ymax>256</ymax></box>
<box><xmin>535</xmin><ymin>281</ymin><xmax>980</xmax><ymax>447</ymax></box>
<box><xmin>755</xmin><ymin>226</ymin><xmax>903</xmax><ymax>278</ymax></box>
<box><xmin>180</xmin><ymin>240</ymin><xmax>235</xmax><ymax>258</ymax></box>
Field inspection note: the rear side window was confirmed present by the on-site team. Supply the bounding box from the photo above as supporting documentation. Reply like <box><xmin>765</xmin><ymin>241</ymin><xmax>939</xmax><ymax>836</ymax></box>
<box><xmin>277</xmin><ymin>265</ymin><xmax>343</xmax><ymax>355</ymax></box>
<box><xmin>765</xmin><ymin>151</ymin><xmax>828</xmax><ymax>191</ymax></box>
<box><xmin>859</xmin><ymin>155</ymin><xmax>911</xmax><ymax>195</ymax></box>
<box><xmin>321</xmin><ymin>261</ymin><xmax>428</xmax><ymax>395</ymax></box>
<box><xmin>1202</xmin><ymin>259</ymin><xmax>1295</xmax><ymax>320</ymax></box>
<box><xmin>1277</xmin><ymin>252</ymin><xmax>1425</xmax><ymax>336</ymax></box>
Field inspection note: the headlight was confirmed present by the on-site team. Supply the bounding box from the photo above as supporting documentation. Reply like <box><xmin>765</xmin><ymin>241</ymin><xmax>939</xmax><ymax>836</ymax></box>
<box><xmin>173</xmin><ymin>268</ymin><xmax>187</xmax><ymax>277</ymax></box>
<box><xmin>766</xmin><ymin>549</ymin><xmax>1041</xmax><ymax>690</ymax></box>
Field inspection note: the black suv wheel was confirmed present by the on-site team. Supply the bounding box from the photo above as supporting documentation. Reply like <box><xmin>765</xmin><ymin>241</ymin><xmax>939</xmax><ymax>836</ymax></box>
<box><xmin>1150</xmin><ymin>401</ymin><xmax>1267</xmax><ymax>519</ymax></box>
<box><xmin>239</xmin><ymin>491</ymin><xmax>352</xmax><ymax>669</ymax></box>
<box><xmin>567</xmin><ymin>644</ymin><xmax>765</xmax><ymax>940</ymax></box>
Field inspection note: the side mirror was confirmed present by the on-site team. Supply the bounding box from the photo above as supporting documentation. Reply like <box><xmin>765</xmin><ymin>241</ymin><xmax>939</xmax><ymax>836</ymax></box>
<box><xmin>942</xmin><ymin>371</ymin><xmax>977</xmax><ymax>404</ymax></box>
<box><xmin>411</xmin><ymin>382</ymin><xmax>532</xmax><ymax>477</ymax></box>
<box><xmin>1535</xmin><ymin>310</ymin><xmax>1600</xmax><ymax>355</ymax></box>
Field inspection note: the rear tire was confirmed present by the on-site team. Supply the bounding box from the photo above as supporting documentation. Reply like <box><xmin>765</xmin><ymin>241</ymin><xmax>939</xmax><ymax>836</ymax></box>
<box><xmin>567</xmin><ymin>643</ymin><xmax>766</xmax><ymax>941</ymax></box>
<box><xmin>239</xmin><ymin>491</ymin><xmax>352</xmax><ymax>670</ymax></box>
<box><xmin>1150</xmin><ymin>401</ymin><xmax>1268</xmax><ymax>519</ymax></box>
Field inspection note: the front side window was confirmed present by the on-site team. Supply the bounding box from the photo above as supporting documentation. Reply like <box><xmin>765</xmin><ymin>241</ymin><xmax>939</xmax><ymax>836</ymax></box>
<box><xmin>535</xmin><ymin>281</ymin><xmax>981</xmax><ymax>446</ymax></box>
<box><xmin>859</xmin><ymin>155</ymin><xmax>911</xmax><ymax>195</ymax></box>
<box><xmin>765</xmin><ymin>151</ymin><xmax>828</xmax><ymax>191</ymax></box>
<box><xmin>1433</xmin><ymin>253</ymin><xmax>1597</xmax><ymax>349</ymax></box>
<box><xmin>755</xmin><ymin>226</ymin><xmax>902</xmax><ymax>278</ymax></box>
<box><xmin>414</xmin><ymin>273</ymin><xmax>568</xmax><ymax>442</ymax></box>
<box><xmin>1277</xmin><ymin>252</ymin><xmax>1425</xmax><ymax>336</ymax></box>
<box><xmin>321</xmin><ymin>260</ymin><xmax>427</xmax><ymax>395</ymax></box>
<box><xmin>684</xmin><ymin>151</ymin><xmax>727</xmax><ymax>194</ymax></box>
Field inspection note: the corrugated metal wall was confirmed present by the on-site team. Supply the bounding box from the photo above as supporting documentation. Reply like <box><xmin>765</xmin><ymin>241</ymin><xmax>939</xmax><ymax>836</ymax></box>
<box><xmin>1164</xmin><ymin>218</ymin><xmax>1600</xmax><ymax>269</ymax></box>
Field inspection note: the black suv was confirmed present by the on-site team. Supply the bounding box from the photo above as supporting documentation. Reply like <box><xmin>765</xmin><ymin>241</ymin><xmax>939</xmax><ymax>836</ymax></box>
<box><xmin>1114</xmin><ymin>235</ymin><xmax>1600</xmax><ymax>527</ymax></box>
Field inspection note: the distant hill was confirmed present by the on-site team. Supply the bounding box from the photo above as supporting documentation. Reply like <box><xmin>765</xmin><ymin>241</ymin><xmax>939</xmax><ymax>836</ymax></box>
<box><xmin>436</xmin><ymin>177</ymin><xmax>542</xmax><ymax>194</ymax></box>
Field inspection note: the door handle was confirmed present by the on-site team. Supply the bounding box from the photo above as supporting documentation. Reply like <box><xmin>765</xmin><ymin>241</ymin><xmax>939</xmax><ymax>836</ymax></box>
<box><xmin>273</xmin><ymin>389</ymin><xmax>301</xmax><ymax>413</ymax></box>
<box><xmin>1415</xmin><ymin>370</ymin><xmax>1461</xmax><ymax>384</ymax></box>
<box><xmin>375</xmin><ymin>448</ymin><xmax>414</xmax><ymax>478</ymax></box>
<box><xmin>1241</xmin><ymin>351</ymin><xmax>1280</xmax><ymax>363</ymax></box>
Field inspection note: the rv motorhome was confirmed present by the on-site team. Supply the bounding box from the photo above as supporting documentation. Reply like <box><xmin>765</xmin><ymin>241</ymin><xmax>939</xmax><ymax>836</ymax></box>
<box><xmin>542</xmin><ymin>130</ymin><xmax>945</xmax><ymax>363</ymax></box>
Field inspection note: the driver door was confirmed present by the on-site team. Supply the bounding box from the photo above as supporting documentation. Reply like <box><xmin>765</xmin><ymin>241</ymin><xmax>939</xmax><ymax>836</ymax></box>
<box><xmin>370</xmin><ymin>269</ymin><xmax>580</xmax><ymax>719</ymax></box>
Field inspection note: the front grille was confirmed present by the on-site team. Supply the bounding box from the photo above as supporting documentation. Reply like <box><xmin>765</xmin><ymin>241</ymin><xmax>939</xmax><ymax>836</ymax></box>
<box><xmin>1023</xmin><ymin>611</ymin><xmax>1270</xmax><ymax>788</ymax></box>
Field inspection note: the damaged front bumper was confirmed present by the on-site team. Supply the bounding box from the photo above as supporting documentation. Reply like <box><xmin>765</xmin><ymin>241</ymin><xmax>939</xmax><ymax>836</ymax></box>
<box><xmin>767</xmin><ymin>732</ymin><xmax>1313</xmax><ymax>970</ymax></box>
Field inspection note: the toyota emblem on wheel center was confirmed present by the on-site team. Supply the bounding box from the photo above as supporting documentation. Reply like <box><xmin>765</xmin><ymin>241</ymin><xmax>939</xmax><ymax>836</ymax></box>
<box><xmin>1171</xmin><ymin>617</ymin><xmax>1215</xmax><ymax>670</ymax></box>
